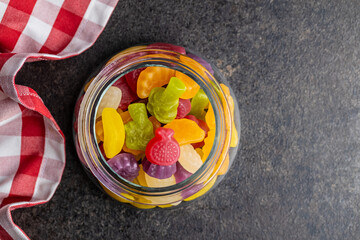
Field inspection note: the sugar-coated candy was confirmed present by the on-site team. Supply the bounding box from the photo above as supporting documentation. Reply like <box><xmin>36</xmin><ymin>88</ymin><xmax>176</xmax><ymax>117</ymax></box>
<box><xmin>102</xmin><ymin>108</ymin><xmax>125</xmax><ymax>158</ymax></box>
<box><xmin>142</xmin><ymin>157</ymin><xmax>176</xmax><ymax>179</ymax></box>
<box><xmin>147</xmin><ymin>42</ymin><xmax>186</xmax><ymax>55</ymax></box>
<box><xmin>147</xmin><ymin>77</ymin><xmax>186</xmax><ymax>124</ymax></box>
<box><xmin>176</xmin><ymin>99</ymin><xmax>191</xmax><ymax>119</ymax></box>
<box><xmin>189</xmin><ymin>89</ymin><xmax>209</xmax><ymax>120</ymax></box>
<box><xmin>137</xmin><ymin>67</ymin><xmax>175</xmax><ymax>98</ymax></box>
<box><xmin>145</xmin><ymin>128</ymin><xmax>180</xmax><ymax>166</ymax></box>
<box><xmin>125</xmin><ymin>67</ymin><xmax>145</xmax><ymax>93</ymax></box>
<box><xmin>164</xmin><ymin>119</ymin><xmax>205</xmax><ymax>146</ymax></box>
<box><xmin>96</xmin><ymin>86</ymin><xmax>122</xmax><ymax>119</ymax></box>
<box><xmin>112</xmin><ymin>76</ymin><xmax>138</xmax><ymax>110</ymax></box>
<box><xmin>178</xmin><ymin>144</ymin><xmax>203</xmax><ymax>174</ymax></box>
<box><xmin>220</xmin><ymin>84</ymin><xmax>238</xmax><ymax>147</ymax></box>
<box><xmin>174</xmin><ymin>162</ymin><xmax>192</xmax><ymax>183</ymax></box>
<box><xmin>107</xmin><ymin>153</ymin><xmax>140</xmax><ymax>181</ymax></box>
<box><xmin>124</xmin><ymin>103</ymin><xmax>154</xmax><ymax>151</ymax></box>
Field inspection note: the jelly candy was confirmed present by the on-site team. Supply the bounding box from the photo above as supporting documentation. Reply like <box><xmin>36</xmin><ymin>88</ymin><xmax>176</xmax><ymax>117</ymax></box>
<box><xmin>145</xmin><ymin>127</ymin><xmax>180</xmax><ymax>166</ymax></box>
<box><xmin>220</xmin><ymin>84</ymin><xmax>238</xmax><ymax>147</ymax></box>
<box><xmin>136</xmin><ymin>165</ymin><xmax>148</xmax><ymax>187</ymax></box>
<box><xmin>163</xmin><ymin>119</ymin><xmax>205</xmax><ymax>146</ymax></box>
<box><xmin>174</xmin><ymin>162</ymin><xmax>192</xmax><ymax>183</ymax></box>
<box><xmin>95</xmin><ymin>120</ymin><xmax>104</xmax><ymax>143</ymax></box>
<box><xmin>201</xmin><ymin>129</ymin><xmax>215</xmax><ymax>162</ymax></box>
<box><xmin>102</xmin><ymin>108</ymin><xmax>125</xmax><ymax>158</ymax></box>
<box><xmin>178</xmin><ymin>145</ymin><xmax>203</xmax><ymax>174</ymax></box>
<box><xmin>217</xmin><ymin>153</ymin><xmax>229</xmax><ymax>176</ymax></box>
<box><xmin>142</xmin><ymin>157</ymin><xmax>176</xmax><ymax>179</ymax></box>
<box><xmin>195</xmin><ymin>148</ymin><xmax>204</xmax><ymax>160</ymax></box>
<box><xmin>96</xmin><ymin>86</ymin><xmax>122</xmax><ymax>119</ymax></box>
<box><xmin>144</xmin><ymin>171</ymin><xmax>176</xmax><ymax>188</ymax></box>
<box><xmin>184</xmin><ymin>115</ymin><xmax>209</xmax><ymax>148</ymax></box>
<box><xmin>107</xmin><ymin>153</ymin><xmax>140</xmax><ymax>181</ymax></box>
<box><xmin>205</xmin><ymin>103</ymin><xmax>215</xmax><ymax>130</ymax></box>
<box><xmin>119</xmin><ymin>110</ymin><xmax>133</xmax><ymax>124</ymax></box>
<box><xmin>122</xmin><ymin>143</ymin><xmax>144</xmax><ymax>157</ymax></box>
<box><xmin>112</xmin><ymin>76</ymin><xmax>138</xmax><ymax>110</ymax></box>
<box><xmin>147</xmin><ymin>42</ymin><xmax>186</xmax><ymax>55</ymax></box>
<box><xmin>148</xmin><ymin>116</ymin><xmax>161</xmax><ymax>133</ymax></box>
<box><xmin>125</xmin><ymin>67</ymin><xmax>145</xmax><ymax>93</ymax></box>
<box><xmin>176</xmin><ymin>99</ymin><xmax>191</xmax><ymax>119</ymax></box>
<box><xmin>147</xmin><ymin>77</ymin><xmax>186</xmax><ymax>124</ymax></box>
<box><xmin>137</xmin><ymin>66</ymin><xmax>175</xmax><ymax>98</ymax></box>
<box><xmin>189</xmin><ymin>89</ymin><xmax>209</xmax><ymax>120</ymax></box>
<box><xmin>124</xmin><ymin>103</ymin><xmax>154</xmax><ymax>151</ymax></box>
<box><xmin>175</xmin><ymin>70</ymin><xmax>200</xmax><ymax>99</ymax></box>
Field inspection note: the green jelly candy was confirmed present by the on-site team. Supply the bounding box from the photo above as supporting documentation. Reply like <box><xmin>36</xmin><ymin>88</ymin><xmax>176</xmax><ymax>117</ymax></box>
<box><xmin>189</xmin><ymin>89</ymin><xmax>209</xmax><ymax>120</ymax></box>
<box><xmin>147</xmin><ymin>77</ymin><xmax>186</xmax><ymax>124</ymax></box>
<box><xmin>124</xmin><ymin>103</ymin><xmax>154</xmax><ymax>151</ymax></box>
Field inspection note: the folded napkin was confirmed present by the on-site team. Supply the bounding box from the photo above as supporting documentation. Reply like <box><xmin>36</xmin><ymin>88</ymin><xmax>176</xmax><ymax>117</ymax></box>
<box><xmin>0</xmin><ymin>0</ymin><xmax>118</xmax><ymax>239</ymax></box>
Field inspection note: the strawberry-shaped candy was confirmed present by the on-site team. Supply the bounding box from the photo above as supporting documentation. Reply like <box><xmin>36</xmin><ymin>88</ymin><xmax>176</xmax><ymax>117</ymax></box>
<box><xmin>145</xmin><ymin>127</ymin><xmax>180</xmax><ymax>166</ymax></box>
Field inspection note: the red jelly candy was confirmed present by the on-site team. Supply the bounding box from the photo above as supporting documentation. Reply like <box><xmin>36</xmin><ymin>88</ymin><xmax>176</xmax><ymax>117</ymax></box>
<box><xmin>147</xmin><ymin>43</ymin><xmax>186</xmax><ymax>55</ymax></box>
<box><xmin>176</xmin><ymin>99</ymin><xmax>191</xmax><ymax>119</ymax></box>
<box><xmin>145</xmin><ymin>127</ymin><xmax>180</xmax><ymax>166</ymax></box>
<box><xmin>124</xmin><ymin>67</ymin><xmax>145</xmax><ymax>93</ymax></box>
<box><xmin>112</xmin><ymin>76</ymin><xmax>139</xmax><ymax>110</ymax></box>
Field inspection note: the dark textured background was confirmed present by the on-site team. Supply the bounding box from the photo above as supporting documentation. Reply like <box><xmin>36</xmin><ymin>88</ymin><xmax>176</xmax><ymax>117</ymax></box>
<box><xmin>12</xmin><ymin>0</ymin><xmax>360</xmax><ymax>239</ymax></box>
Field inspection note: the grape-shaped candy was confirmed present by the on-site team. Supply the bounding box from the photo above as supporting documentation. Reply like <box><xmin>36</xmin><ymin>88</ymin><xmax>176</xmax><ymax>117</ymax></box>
<box><xmin>102</xmin><ymin>108</ymin><xmax>125</xmax><ymax>158</ymax></box>
<box><xmin>163</xmin><ymin>119</ymin><xmax>205</xmax><ymax>146</ymax></box>
<box><xmin>142</xmin><ymin>157</ymin><xmax>176</xmax><ymax>179</ymax></box>
<box><xmin>147</xmin><ymin>77</ymin><xmax>186</xmax><ymax>124</ymax></box>
<box><xmin>178</xmin><ymin>144</ymin><xmax>203</xmax><ymax>174</ymax></box>
<box><xmin>107</xmin><ymin>153</ymin><xmax>140</xmax><ymax>181</ymax></box>
<box><xmin>176</xmin><ymin>99</ymin><xmax>191</xmax><ymax>119</ymax></box>
<box><xmin>137</xmin><ymin>67</ymin><xmax>175</xmax><ymax>99</ymax></box>
<box><xmin>112</xmin><ymin>76</ymin><xmax>138</xmax><ymax>110</ymax></box>
<box><xmin>124</xmin><ymin>103</ymin><xmax>154</xmax><ymax>151</ymax></box>
<box><xmin>145</xmin><ymin>128</ymin><xmax>180</xmax><ymax>166</ymax></box>
<box><xmin>125</xmin><ymin>67</ymin><xmax>145</xmax><ymax>93</ymax></box>
<box><xmin>174</xmin><ymin>162</ymin><xmax>192</xmax><ymax>183</ymax></box>
<box><xmin>189</xmin><ymin>89</ymin><xmax>209</xmax><ymax>120</ymax></box>
<box><xmin>96</xmin><ymin>86</ymin><xmax>122</xmax><ymax>119</ymax></box>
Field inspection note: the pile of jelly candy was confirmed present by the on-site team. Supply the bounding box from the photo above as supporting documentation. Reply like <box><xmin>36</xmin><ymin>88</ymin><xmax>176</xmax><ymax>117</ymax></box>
<box><xmin>92</xmin><ymin>43</ymin><xmax>238</xmax><ymax>206</ymax></box>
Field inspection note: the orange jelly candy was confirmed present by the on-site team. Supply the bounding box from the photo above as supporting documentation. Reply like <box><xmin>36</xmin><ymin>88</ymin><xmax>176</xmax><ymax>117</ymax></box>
<box><xmin>136</xmin><ymin>67</ymin><xmax>175</xmax><ymax>98</ymax></box>
<box><xmin>163</xmin><ymin>119</ymin><xmax>205</xmax><ymax>146</ymax></box>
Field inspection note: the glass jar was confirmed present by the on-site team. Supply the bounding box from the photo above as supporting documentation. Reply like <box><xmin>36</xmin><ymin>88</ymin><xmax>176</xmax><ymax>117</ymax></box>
<box><xmin>73</xmin><ymin>43</ymin><xmax>240</xmax><ymax>208</ymax></box>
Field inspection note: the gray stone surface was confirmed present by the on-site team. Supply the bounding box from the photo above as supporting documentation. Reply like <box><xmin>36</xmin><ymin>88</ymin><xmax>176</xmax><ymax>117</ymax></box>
<box><xmin>12</xmin><ymin>0</ymin><xmax>360</xmax><ymax>239</ymax></box>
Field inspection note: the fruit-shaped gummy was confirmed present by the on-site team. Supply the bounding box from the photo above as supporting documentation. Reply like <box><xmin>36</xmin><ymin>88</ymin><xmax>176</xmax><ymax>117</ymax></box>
<box><xmin>107</xmin><ymin>153</ymin><xmax>140</xmax><ymax>181</ymax></box>
<box><xmin>178</xmin><ymin>144</ymin><xmax>203</xmax><ymax>174</ymax></box>
<box><xmin>136</xmin><ymin>66</ymin><xmax>175</xmax><ymax>98</ymax></box>
<box><xmin>189</xmin><ymin>89</ymin><xmax>209</xmax><ymax>120</ymax></box>
<box><xmin>176</xmin><ymin>99</ymin><xmax>191</xmax><ymax>119</ymax></box>
<box><xmin>142</xmin><ymin>157</ymin><xmax>177</xmax><ymax>179</ymax></box>
<box><xmin>147</xmin><ymin>77</ymin><xmax>186</xmax><ymax>124</ymax></box>
<box><xmin>145</xmin><ymin>128</ymin><xmax>180</xmax><ymax>166</ymax></box>
<box><xmin>102</xmin><ymin>108</ymin><xmax>125</xmax><ymax>158</ymax></box>
<box><xmin>96</xmin><ymin>86</ymin><xmax>122</xmax><ymax>119</ymax></box>
<box><xmin>124</xmin><ymin>103</ymin><xmax>154</xmax><ymax>151</ymax></box>
<box><xmin>112</xmin><ymin>76</ymin><xmax>138</xmax><ymax>110</ymax></box>
<box><xmin>163</xmin><ymin>119</ymin><xmax>205</xmax><ymax>146</ymax></box>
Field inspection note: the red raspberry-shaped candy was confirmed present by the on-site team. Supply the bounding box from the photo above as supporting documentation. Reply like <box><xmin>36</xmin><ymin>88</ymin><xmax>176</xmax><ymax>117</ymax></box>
<box><xmin>145</xmin><ymin>128</ymin><xmax>180</xmax><ymax>166</ymax></box>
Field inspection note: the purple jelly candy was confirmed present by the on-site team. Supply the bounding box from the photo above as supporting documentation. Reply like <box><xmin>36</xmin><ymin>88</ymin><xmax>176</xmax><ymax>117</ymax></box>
<box><xmin>142</xmin><ymin>157</ymin><xmax>177</xmax><ymax>179</ymax></box>
<box><xmin>107</xmin><ymin>153</ymin><xmax>140</xmax><ymax>181</ymax></box>
<box><xmin>174</xmin><ymin>162</ymin><xmax>192</xmax><ymax>183</ymax></box>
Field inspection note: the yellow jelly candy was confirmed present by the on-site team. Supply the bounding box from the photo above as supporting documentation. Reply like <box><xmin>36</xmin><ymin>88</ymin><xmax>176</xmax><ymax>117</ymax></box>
<box><xmin>163</xmin><ymin>119</ymin><xmax>205</xmax><ymax>145</ymax></box>
<box><xmin>220</xmin><ymin>84</ymin><xmax>238</xmax><ymax>147</ymax></box>
<box><xmin>205</xmin><ymin>103</ymin><xmax>215</xmax><ymax>130</ymax></box>
<box><xmin>178</xmin><ymin>145</ymin><xmax>203</xmax><ymax>174</ymax></box>
<box><xmin>201</xmin><ymin>129</ymin><xmax>215</xmax><ymax>162</ymax></box>
<box><xmin>102</xmin><ymin>108</ymin><xmax>125</xmax><ymax>158</ymax></box>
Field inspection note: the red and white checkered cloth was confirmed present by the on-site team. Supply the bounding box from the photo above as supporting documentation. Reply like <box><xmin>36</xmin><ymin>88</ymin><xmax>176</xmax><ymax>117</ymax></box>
<box><xmin>0</xmin><ymin>0</ymin><xmax>118</xmax><ymax>239</ymax></box>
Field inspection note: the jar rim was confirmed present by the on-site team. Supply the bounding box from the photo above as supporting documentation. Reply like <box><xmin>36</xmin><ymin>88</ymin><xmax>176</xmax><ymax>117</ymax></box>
<box><xmin>77</xmin><ymin>47</ymin><xmax>232</xmax><ymax>200</ymax></box>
